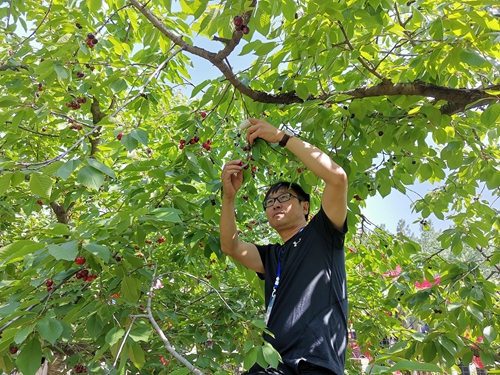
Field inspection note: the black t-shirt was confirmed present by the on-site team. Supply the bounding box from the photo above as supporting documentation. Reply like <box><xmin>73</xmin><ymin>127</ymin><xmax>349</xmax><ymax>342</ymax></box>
<box><xmin>256</xmin><ymin>208</ymin><xmax>348</xmax><ymax>375</ymax></box>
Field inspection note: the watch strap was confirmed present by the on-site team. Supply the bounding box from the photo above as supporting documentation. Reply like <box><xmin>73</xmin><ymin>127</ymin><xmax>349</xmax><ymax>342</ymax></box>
<box><xmin>279</xmin><ymin>133</ymin><xmax>292</xmax><ymax>147</ymax></box>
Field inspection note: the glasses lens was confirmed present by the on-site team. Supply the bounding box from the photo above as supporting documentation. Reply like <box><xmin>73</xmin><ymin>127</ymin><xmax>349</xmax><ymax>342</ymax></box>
<box><xmin>277</xmin><ymin>193</ymin><xmax>292</xmax><ymax>203</ymax></box>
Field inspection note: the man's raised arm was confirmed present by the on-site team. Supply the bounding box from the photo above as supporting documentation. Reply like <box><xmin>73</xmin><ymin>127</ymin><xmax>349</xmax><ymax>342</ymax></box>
<box><xmin>220</xmin><ymin>160</ymin><xmax>265</xmax><ymax>273</ymax></box>
<box><xmin>246</xmin><ymin>119</ymin><xmax>348</xmax><ymax>230</ymax></box>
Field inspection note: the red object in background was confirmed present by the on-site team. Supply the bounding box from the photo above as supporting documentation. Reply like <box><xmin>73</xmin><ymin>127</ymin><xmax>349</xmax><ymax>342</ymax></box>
<box><xmin>473</xmin><ymin>355</ymin><xmax>485</xmax><ymax>369</ymax></box>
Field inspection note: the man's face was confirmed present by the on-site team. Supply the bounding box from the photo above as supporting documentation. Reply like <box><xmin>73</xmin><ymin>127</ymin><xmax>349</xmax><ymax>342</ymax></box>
<box><xmin>264</xmin><ymin>188</ymin><xmax>309</xmax><ymax>229</ymax></box>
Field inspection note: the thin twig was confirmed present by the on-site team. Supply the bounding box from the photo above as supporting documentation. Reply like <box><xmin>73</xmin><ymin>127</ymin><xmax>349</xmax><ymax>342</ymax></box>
<box><xmin>16</xmin><ymin>0</ymin><xmax>53</xmax><ymax>49</ymax></box>
<box><xmin>107</xmin><ymin>317</ymin><xmax>137</xmax><ymax>374</ymax></box>
<box><xmin>111</xmin><ymin>47</ymin><xmax>185</xmax><ymax>117</ymax></box>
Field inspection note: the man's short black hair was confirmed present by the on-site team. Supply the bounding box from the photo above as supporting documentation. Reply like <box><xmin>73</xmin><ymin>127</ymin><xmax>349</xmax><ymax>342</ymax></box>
<box><xmin>263</xmin><ymin>181</ymin><xmax>310</xmax><ymax>220</ymax></box>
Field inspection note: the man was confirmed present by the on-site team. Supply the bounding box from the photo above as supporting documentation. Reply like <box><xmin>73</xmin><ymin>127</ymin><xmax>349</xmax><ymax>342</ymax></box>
<box><xmin>220</xmin><ymin>118</ymin><xmax>348</xmax><ymax>375</ymax></box>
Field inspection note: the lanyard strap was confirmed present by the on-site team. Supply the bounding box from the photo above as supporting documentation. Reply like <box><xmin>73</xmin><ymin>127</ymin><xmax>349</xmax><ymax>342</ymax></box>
<box><xmin>264</xmin><ymin>227</ymin><xmax>305</xmax><ymax>325</ymax></box>
<box><xmin>265</xmin><ymin>248</ymin><xmax>282</xmax><ymax>324</ymax></box>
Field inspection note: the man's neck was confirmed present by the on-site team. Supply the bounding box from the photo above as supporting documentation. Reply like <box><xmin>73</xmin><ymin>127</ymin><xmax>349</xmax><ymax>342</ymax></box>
<box><xmin>279</xmin><ymin>222</ymin><xmax>307</xmax><ymax>243</ymax></box>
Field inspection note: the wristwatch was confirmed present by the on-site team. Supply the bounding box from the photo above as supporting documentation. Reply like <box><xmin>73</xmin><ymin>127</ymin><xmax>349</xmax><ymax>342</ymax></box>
<box><xmin>279</xmin><ymin>133</ymin><xmax>292</xmax><ymax>147</ymax></box>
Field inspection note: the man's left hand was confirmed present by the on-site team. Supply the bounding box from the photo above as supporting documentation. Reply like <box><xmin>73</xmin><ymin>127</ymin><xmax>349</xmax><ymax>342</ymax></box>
<box><xmin>245</xmin><ymin>118</ymin><xmax>284</xmax><ymax>146</ymax></box>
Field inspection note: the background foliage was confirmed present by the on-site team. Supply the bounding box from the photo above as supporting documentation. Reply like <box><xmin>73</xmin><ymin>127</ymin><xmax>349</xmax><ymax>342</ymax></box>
<box><xmin>0</xmin><ymin>0</ymin><xmax>499</xmax><ymax>373</ymax></box>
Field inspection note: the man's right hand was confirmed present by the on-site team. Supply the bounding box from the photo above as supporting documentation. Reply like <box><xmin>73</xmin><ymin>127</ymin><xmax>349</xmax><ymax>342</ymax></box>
<box><xmin>221</xmin><ymin>160</ymin><xmax>244</xmax><ymax>200</ymax></box>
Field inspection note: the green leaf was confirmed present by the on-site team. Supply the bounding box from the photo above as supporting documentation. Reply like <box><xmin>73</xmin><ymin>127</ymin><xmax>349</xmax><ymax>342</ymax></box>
<box><xmin>466</xmin><ymin>305</ymin><xmax>484</xmax><ymax>322</ymax></box>
<box><xmin>262</xmin><ymin>342</ymin><xmax>281</xmax><ymax>369</ymax></box>
<box><xmin>128</xmin><ymin>341</ymin><xmax>146</xmax><ymax>369</ymax></box>
<box><xmin>296</xmin><ymin>83</ymin><xmax>309</xmax><ymax>100</ymax></box>
<box><xmin>77</xmin><ymin>166</ymin><xmax>105</xmax><ymax>190</ymax></box>
<box><xmin>0</xmin><ymin>240</ymin><xmax>45</xmax><ymax>264</ymax></box>
<box><xmin>483</xmin><ymin>325</ymin><xmax>498</xmax><ymax>343</ymax></box>
<box><xmin>54</xmin><ymin>159</ymin><xmax>81</xmax><ymax>180</ymax></box>
<box><xmin>110</xmin><ymin>78</ymin><xmax>128</xmax><ymax>93</ymax></box>
<box><xmin>53</xmin><ymin>63</ymin><xmax>69</xmax><ymax>79</ymax></box>
<box><xmin>87</xmin><ymin>158</ymin><xmax>116</xmax><ymax>178</ymax></box>
<box><xmin>0</xmin><ymin>172</ymin><xmax>12</xmax><ymax>195</ymax></box>
<box><xmin>87</xmin><ymin>0</ymin><xmax>102</xmax><ymax>13</ymax></box>
<box><xmin>129</xmin><ymin>324</ymin><xmax>152</xmax><ymax>342</ymax></box>
<box><xmin>422</xmin><ymin>341</ymin><xmax>436</xmax><ymax>363</ymax></box>
<box><xmin>48</xmin><ymin>241</ymin><xmax>79</xmax><ymax>261</ymax></box>
<box><xmin>87</xmin><ymin>314</ymin><xmax>104</xmax><ymax>337</ymax></box>
<box><xmin>105</xmin><ymin>326</ymin><xmax>125</xmax><ymax>346</ymax></box>
<box><xmin>481</xmin><ymin>103</ymin><xmax>500</xmax><ymax>126</ymax></box>
<box><xmin>29</xmin><ymin>173</ymin><xmax>52</xmax><ymax>199</ymax></box>
<box><xmin>121</xmin><ymin>277</ymin><xmax>142</xmax><ymax>303</ymax></box>
<box><xmin>16</xmin><ymin>336</ymin><xmax>42</xmax><ymax>375</ymax></box>
<box><xmin>0</xmin><ymin>302</ymin><xmax>20</xmax><ymax>317</ymax></box>
<box><xmin>437</xmin><ymin>334</ymin><xmax>457</xmax><ymax>356</ymax></box>
<box><xmin>244</xmin><ymin>347</ymin><xmax>258</xmax><ymax>370</ymax></box>
<box><xmin>36</xmin><ymin>317</ymin><xmax>63</xmax><ymax>345</ymax></box>
<box><xmin>420</xmin><ymin>105</ymin><xmax>442</xmax><ymax>126</ymax></box>
<box><xmin>83</xmin><ymin>243</ymin><xmax>111</xmax><ymax>262</ymax></box>
<box><xmin>130</xmin><ymin>128</ymin><xmax>149</xmax><ymax>146</ymax></box>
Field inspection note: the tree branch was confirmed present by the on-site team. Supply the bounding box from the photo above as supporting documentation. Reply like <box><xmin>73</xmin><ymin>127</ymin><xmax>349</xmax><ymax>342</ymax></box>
<box><xmin>129</xmin><ymin>0</ymin><xmax>500</xmax><ymax>114</ymax></box>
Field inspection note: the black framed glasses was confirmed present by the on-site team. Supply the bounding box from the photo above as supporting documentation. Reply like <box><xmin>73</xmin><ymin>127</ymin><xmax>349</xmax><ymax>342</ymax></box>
<box><xmin>263</xmin><ymin>192</ymin><xmax>302</xmax><ymax>209</ymax></box>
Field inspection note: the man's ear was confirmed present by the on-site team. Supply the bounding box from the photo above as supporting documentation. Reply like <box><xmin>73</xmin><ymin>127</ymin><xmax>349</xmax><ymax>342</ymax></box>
<box><xmin>302</xmin><ymin>201</ymin><xmax>310</xmax><ymax>215</ymax></box>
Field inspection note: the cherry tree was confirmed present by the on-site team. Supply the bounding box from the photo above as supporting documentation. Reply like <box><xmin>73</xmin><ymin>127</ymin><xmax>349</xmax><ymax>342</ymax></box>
<box><xmin>0</xmin><ymin>0</ymin><xmax>499</xmax><ymax>374</ymax></box>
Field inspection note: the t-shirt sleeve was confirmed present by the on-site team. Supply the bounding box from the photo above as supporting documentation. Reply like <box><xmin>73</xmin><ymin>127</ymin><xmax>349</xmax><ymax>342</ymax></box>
<box><xmin>310</xmin><ymin>206</ymin><xmax>348</xmax><ymax>249</ymax></box>
<box><xmin>255</xmin><ymin>244</ymin><xmax>270</xmax><ymax>280</ymax></box>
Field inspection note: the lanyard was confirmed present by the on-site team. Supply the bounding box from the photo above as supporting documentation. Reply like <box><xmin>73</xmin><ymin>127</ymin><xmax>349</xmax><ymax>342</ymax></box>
<box><xmin>265</xmin><ymin>247</ymin><xmax>282</xmax><ymax>325</ymax></box>
<box><xmin>264</xmin><ymin>227</ymin><xmax>305</xmax><ymax>325</ymax></box>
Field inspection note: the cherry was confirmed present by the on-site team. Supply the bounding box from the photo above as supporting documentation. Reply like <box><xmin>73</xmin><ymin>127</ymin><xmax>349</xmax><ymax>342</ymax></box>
<box><xmin>201</xmin><ymin>111</ymin><xmax>207</xmax><ymax>118</ymax></box>
<box><xmin>91</xmin><ymin>38</ymin><xmax>98</xmax><ymax>44</ymax></box>
<box><xmin>205</xmin><ymin>274</ymin><xmax>212</xmax><ymax>280</ymax></box>
<box><xmin>238</xmin><ymin>160</ymin><xmax>244</xmax><ymax>166</ymax></box>
<box><xmin>354</xmin><ymin>195</ymin><xmax>363</xmax><ymax>201</ymax></box>
<box><xmin>193</xmin><ymin>135</ymin><xmax>200</xmax><ymax>143</ymax></box>
<box><xmin>75</xmin><ymin>257</ymin><xmax>86</xmax><ymax>265</ymax></box>
<box><xmin>297</xmin><ymin>168</ymin><xmax>303</xmax><ymax>173</ymax></box>
<box><xmin>87</xmin><ymin>33</ymin><xmax>95</xmax><ymax>39</ymax></box>
<box><xmin>180</xmin><ymin>139</ymin><xmax>186</xmax><ymax>145</ymax></box>
<box><xmin>241</xmin><ymin>25</ymin><xmax>250</xmax><ymax>34</ymax></box>
<box><xmin>117</xmin><ymin>133</ymin><xmax>123</xmax><ymax>140</ymax></box>
<box><xmin>242</xmin><ymin>195</ymin><xmax>249</xmax><ymax>201</ymax></box>
<box><xmin>115</xmin><ymin>256</ymin><xmax>122</xmax><ymax>262</ymax></box>
<box><xmin>76</xmin><ymin>125</ymin><xmax>83</xmax><ymax>131</ymax></box>
<box><xmin>36</xmin><ymin>199</ymin><xmax>43</xmax><ymax>206</ymax></box>
<box><xmin>234</xmin><ymin>16</ymin><xmax>243</xmax><ymax>28</ymax></box>
<box><xmin>189</xmin><ymin>139</ymin><xmax>196</xmax><ymax>144</ymax></box>
<box><xmin>75</xmin><ymin>23</ymin><xmax>83</xmax><ymax>29</ymax></box>
<box><xmin>45</xmin><ymin>279</ymin><xmax>53</xmax><ymax>287</ymax></box>
<box><xmin>378</xmin><ymin>131</ymin><xmax>384</xmax><ymax>136</ymax></box>
<box><xmin>157</xmin><ymin>237</ymin><xmax>165</xmax><ymax>243</ymax></box>
<box><xmin>242</xmin><ymin>145</ymin><xmax>251</xmax><ymax>152</ymax></box>
<box><xmin>202</xmin><ymin>142</ymin><xmax>211</xmax><ymax>151</ymax></box>
<box><xmin>76</xmin><ymin>72</ymin><xmax>84</xmax><ymax>78</ymax></box>
<box><xmin>251</xmin><ymin>166</ymin><xmax>257</xmax><ymax>172</ymax></box>
<box><xmin>10</xmin><ymin>347</ymin><xmax>18</xmax><ymax>354</ymax></box>
<box><xmin>199</xmin><ymin>242</ymin><xmax>204</xmax><ymax>248</ymax></box>
<box><xmin>179</xmin><ymin>144</ymin><xmax>184</xmax><ymax>149</ymax></box>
